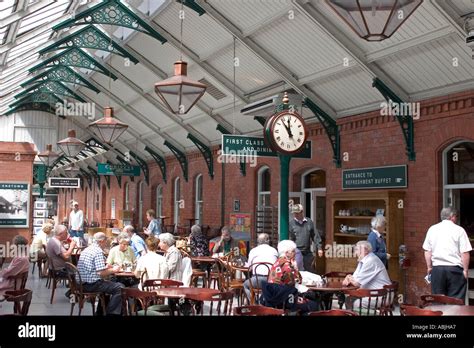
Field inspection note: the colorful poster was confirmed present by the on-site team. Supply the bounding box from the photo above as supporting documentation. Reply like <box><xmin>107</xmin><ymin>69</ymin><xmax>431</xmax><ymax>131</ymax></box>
<box><xmin>229</xmin><ymin>213</ymin><xmax>251</xmax><ymax>234</ymax></box>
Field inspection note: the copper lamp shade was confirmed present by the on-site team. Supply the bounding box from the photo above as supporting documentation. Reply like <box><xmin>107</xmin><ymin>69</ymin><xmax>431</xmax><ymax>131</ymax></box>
<box><xmin>326</xmin><ymin>0</ymin><xmax>423</xmax><ymax>41</ymax></box>
<box><xmin>88</xmin><ymin>107</ymin><xmax>128</xmax><ymax>144</ymax></box>
<box><xmin>38</xmin><ymin>144</ymin><xmax>59</xmax><ymax>167</ymax></box>
<box><xmin>154</xmin><ymin>61</ymin><xmax>207</xmax><ymax>114</ymax></box>
<box><xmin>57</xmin><ymin>129</ymin><xmax>86</xmax><ymax>158</ymax></box>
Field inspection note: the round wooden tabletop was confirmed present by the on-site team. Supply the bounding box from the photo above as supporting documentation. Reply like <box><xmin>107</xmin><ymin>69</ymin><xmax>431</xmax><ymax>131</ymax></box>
<box><xmin>154</xmin><ymin>287</ymin><xmax>220</xmax><ymax>300</ymax></box>
<box><xmin>191</xmin><ymin>256</ymin><xmax>218</xmax><ymax>263</ymax></box>
<box><xmin>307</xmin><ymin>281</ymin><xmax>358</xmax><ymax>292</ymax></box>
<box><xmin>115</xmin><ymin>272</ymin><xmax>135</xmax><ymax>277</ymax></box>
<box><xmin>425</xmin><ymin>304</ymin><xmax>474</xmax><ymax>316</ymax></box>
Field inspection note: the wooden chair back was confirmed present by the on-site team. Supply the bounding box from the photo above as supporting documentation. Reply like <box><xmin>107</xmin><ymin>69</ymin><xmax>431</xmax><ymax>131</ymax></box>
<box><xmin>142</xmin><ymin>278</ymin><xmax>183</xmax><ymax>291</ymax></box>
<box><xmin>381</xmin><ymin>281</ymin><xmax>399</xmax><ymax>315</ymax></box>
<box><xmin>248</xmin><ymin>262</ymin><xmax>272</xmax><ymax>305</ymax></box>
<box><xmin>191</xmin><ymin>290</ymin><xmax>234</xmax><ymax>316</ymax></box>
<box><xmin>121</xmin><ymin>287</ymin><xmax>158</xmax><ymax>316</ymax></box>
<box><xmin>345</xmin><ymin>288</ymin><xmax>387</xmax><ymax>316</ymax></box>
<box><xmin>400</xmin><ymin>304</ymin><xmax>443</xmax><ymax>316</ymax></box>
<box><xmin>233</xmin><ymin>305</ymin><xmax>284</xmax><ymax>316</ymax></box>
<box><xmin>4</xmin><ymin>289</ymin><xmax>32</xmax><ymax>315</ymax></box>
<box><xmin>12</xmin><ymin>271</ymin><xmax>28</xmax><ymax>290</ymax></box>
<box><xmin>420</xmin><ymin>294</ymin><xmax>464</xmax><ymax>307</ymax></box>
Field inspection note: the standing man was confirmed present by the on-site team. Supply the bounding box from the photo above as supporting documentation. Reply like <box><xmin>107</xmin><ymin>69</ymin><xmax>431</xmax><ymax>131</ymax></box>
<box><xmin>289</xmin><ymin>204</ymin><xmax>323</xmax><ymax>273</ymax></box>
<box><xmin>423</xmin><ymin>207</ymin><xmax>472</xmax><ymax>300</ymax></box>
<box><xmin>367</xmin><ymin>215</ymin><xmax>390</xmax><ymax>268</ymax></box>
<box><xmin>69</xmin><ymin>201</ymin><xmax>84</xmax><ymax>241</ymax></box>
<box><xmin>77</xmin><ymin>232</ymin><xmax>124</xmax><ymax>315</ymax></box>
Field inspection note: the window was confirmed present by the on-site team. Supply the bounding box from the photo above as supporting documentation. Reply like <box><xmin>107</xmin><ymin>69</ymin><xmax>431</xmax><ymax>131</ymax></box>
<box><xmin>257</xmin><ymin>166</ymin><xmax>271</xmax><ymax>207</ymax></box>
<box><xmin>195</xmin><ymin>174</ymin><xmax>203</xmax><ymax>225</ymax></box>
<box><xmin>156</xmin><ymin>185</ymin><xmax>163</xmax><ymax>218</ymax></box>
<box><xmin>174</xmin><ymin>177</ymin><xmax>181</xmax><ymax>225</ymax></box>
<box><xmin>124</xmin><ymin>182</ymin><xmax>129</xmax><ymax>210</ymax></box>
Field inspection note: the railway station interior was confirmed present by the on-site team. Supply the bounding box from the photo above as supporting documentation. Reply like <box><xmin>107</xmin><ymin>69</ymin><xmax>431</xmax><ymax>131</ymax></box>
<box><xmin>0</xmin><ymin>0</ymin><xmax>473</xmax><ymax>324</ymax></box>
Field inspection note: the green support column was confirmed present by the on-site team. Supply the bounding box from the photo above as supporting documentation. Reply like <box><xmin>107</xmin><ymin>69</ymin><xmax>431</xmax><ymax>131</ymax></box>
<box><xmin>279</xmin><ymin>154</ymin><xmax>291</xmax><ymax>241</ymax></box>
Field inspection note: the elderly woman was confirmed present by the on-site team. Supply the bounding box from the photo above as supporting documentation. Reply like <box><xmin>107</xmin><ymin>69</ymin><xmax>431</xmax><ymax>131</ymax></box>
<box><xmin>189</xmin><ymin>224</ymin><xmax>209</xmax><ymax>257</ymax></box>
<box><xmin>368</xmin><ymin>215</ymin><xmax>390</xmax><ymax>267</ymax></box>
<box><xmin>30</xmin><ymin>222</ymin><xmax>53</xmax><ymax>261</ymax></box>
<box><xmin>159</xmin><ymin>233</ymin><xmax>183</xmax><ymax>281</ymax></box>
<box><xmin>107</xmin><ymin>232</ymin><xmax>136</xmax><ymax>269</ymax></box>
<box><xmin>134</xmin><ymin>236</ymin><xmax>169</xmax><ymax>289</ymax></box>
<box><xmin>0</xmin><ymin>235</ymin><xmax>30</xmax><ymax>296</ymax></box>
<box><xmin>268</xmin><ymin>240</ymin><xmax>302</xmax><ymax>286</ymax></box>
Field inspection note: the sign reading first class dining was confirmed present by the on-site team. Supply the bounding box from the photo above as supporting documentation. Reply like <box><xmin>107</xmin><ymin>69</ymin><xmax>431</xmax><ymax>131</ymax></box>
<box><xmin>222</xmin><ymin>134</ymin><xmax>312</xmax><ymax>159</ymax></box>
<box><xmin>97</xmin><ymin>163</ymin><xmax>140</xmax><ymax>176</ymax></box>
<box><xmin>48</xmin><ymin>177</ymin><xmax>80</xmax><ymax>188</ymax></box>
<box><xmin>342</xmin><ymin>165</ymin><xmax>407</xmax><ymax>189</ymax></box>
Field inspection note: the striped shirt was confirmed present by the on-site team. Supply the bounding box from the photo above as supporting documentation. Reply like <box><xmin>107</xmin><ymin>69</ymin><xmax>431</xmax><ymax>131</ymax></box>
<box><xmin>77</xmin><ymin>243</ymin><xmax>107</xmax><ymax>284</ymax></box>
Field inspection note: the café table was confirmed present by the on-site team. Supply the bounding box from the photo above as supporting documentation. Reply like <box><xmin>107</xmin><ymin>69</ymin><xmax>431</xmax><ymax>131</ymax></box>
<box><xmin>191</xmin><ymin>256</ymin><xmax>221</xmax><ymax>288</ymax></box>
<box><xmin>184</xmin><ymin>217</ymin><xmax>197</xmax><ymax>227</ymax></box>
<box><xmin>307</xmin><ymin>281</ymin><xmax>358</xmax><ymax>310</ymax></box>
<box><xmin>425</xmin><ymin>304</ymin><xmax>474</xmax><ymax>316</ymax></box>
<box><xmin>154</xmin><ymin>287</ymin><xmax>220</xmax><ymax>315</ymax></box>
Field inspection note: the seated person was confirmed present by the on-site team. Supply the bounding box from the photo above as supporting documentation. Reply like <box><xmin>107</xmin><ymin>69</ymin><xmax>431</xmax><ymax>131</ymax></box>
<box><xmin>0</xmin><ymin>235</ymin><xmax>30</xmax><ymax>296</ymax></box>
<box><xmin>189</xmin><ymin>225</ymin><xmax>210</xmax><ymax>257</ymax></box>
<box><xmin>159</xmin><ymin>233</ymin><xmax>183</xmax><ymax>281</ymax></box>
<box><xmin>30</xmin><ymin>222</ymin><xmax>53</xmax><ymax>274</ymax></box>
<box><xmin>342</xmin><ymin>240</ymin><xmax>391</xmax><ymax>309</ymax></box>
<box><xmin>123</xmin><ymin>225</ymin><xmax>147</xmax><ymax>259</ymax></box>
<box><xmin>46</xmin><ymin>225</ymin><xmax>76</xmax><ymax>277</ymax></box>
<box><xmin>77</xmin><ymin>232</ymin><xmax>124</xmax><ymax>315</ymax></box>
<box><xmin>243</xmin><ymin>233</ymin><xmax>278</xmax><ymax>301</ymax></box>
<box><xmin>211</xmin><ymin>226</ymin><xmax>246</xmax><ymax>258</ymax></box>
<box><xmin>263</xmin><ymin>240</ymin><xmax>319</xmax><ymax>314</ymax></box>
<box><xmin>107</xmin><ymin>232</ymin><xmax>138</xmax><ymax>287</ymax></box>
<box><xmin>134</xmin><ymin>236</ymin><xmax>169</xmax><ymax>290</ymax></box>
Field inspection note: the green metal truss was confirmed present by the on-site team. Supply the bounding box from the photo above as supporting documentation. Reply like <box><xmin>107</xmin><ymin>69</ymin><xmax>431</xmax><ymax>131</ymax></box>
<box><xmin>253</xmin><ymin>116</ymin><xmax>266</xmax><ymax>127</ymax></box>
<box><xmin>304</xmin><ymin>97</ymin><xmax>341</xmax><ymax>167</ymax></box>
<box><xmin>164</xmin><ymin>141</ymin><xmax>188</xmax><ymax>182</ymax></box>
<box><xmin>106</xmin><ymin>160</ymin><xmax>122</xmax><ymax>188</ymax></box>
<box><xmin>79</xmin><ymin>168</ymin><xmax>92</xmax><ymax>189</ymax></box>
<box><xmin>129</xmin><ymin>151</ymin><xmax>149</xmax><ymax>185</ymax></box>
<box><xmin>144</xmin><ymin>146</ymin><xmax>167</xmax><ymax>183</ymax></box>
<box><xmin>88</xmin><ymin>165</ymin><xmax>101</xmax><ymax>189</ymax></box>
<box><xmin>9</xmin><ymin>92</ymin><xmax>63</xmax><ymax>108</ymax></box>
<box><xmin>41</xmin><ymin>25</ymin><xmax>139</xmax><ymax>64</ymax></box>
<box><xmin>215</xmin><ymin>124</ymin><xmax>246</xmax><ymax>177</ymax></box>
<box><xmin>183</xmin><ymin>0</ymin><xmax>206</xmax><ymax>15</ymax></box>
<box><xmin>53</xmin><ymin>0</ymin><xmax>167</xmax><ymax>43</ymax></box>
<box><xmin>29</xmin><ymin>47</ymin><xmax>118</xmax><ymax>80</ymax></box>
<box><xmin>21</xmin><ymin>66</ymin><xmax>100</xmax><ymax>93</ymax></box>
<box><xmin>16</xmin><ymin>81</ymin><xmax>86</xmax><ymax>102</ymax></box>
<box><xmin>33</xmin><ymin>164</ymin><xmax>47</xmax><ymax>185</ymax></box>
<box><xmin>187</xmin><ymin>133</ymin><xmax>214</xmax><ymax>179</ymax></box>
<box><xmin>5</xmin><ymin>102</ymin><xmax>57</xmax><ymax>116</ymax></box>
<box><xmin>104</xmin><ymin>173</ymin><xmax>111</xmax><ymax>189</ymax></box>
<box><xmin>373</xmin><ymin>77</ymin><xmax>415</xmax><ymax>161</ymax></box>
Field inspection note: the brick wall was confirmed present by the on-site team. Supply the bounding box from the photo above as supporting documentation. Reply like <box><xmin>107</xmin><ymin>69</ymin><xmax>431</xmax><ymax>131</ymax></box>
<box><xmin>57</xmin><ymin>90</ymin><xmax>474</xmax><ymax>302</ymax></box>
<box><xmin>0</xmin><ymin>142</ymin><xmax>36</xmax><ymax>245</ymax></box>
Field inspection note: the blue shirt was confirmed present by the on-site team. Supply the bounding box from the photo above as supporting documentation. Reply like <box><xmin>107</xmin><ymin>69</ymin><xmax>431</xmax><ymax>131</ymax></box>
<box><xmin>130</xmin><ymin>233</ymin><xmax>146</xmax><ymax>259</ymax></box>
<box><xmin>148</xmin><ymin>219</ymin><xmax>162</xmax><ymax>237</ymax></box>
<box><xmin>77</xmin><ymin>243</ymin><xmax>106</xmax><ymax>284</ymax></box>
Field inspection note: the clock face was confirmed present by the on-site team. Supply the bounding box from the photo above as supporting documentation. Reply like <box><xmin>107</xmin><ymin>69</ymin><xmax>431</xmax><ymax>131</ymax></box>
<box><xmin>266</xmin><ymin>111</ymin><xmax>308</xmax><ymax>154</ymax></box>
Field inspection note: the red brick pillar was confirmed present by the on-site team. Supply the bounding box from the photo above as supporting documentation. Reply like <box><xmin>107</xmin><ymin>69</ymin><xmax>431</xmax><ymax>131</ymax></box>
<box><xmin>0</xmin><ymin>142</ymin><xmax>36</xmax><ymax>245</ymax></box>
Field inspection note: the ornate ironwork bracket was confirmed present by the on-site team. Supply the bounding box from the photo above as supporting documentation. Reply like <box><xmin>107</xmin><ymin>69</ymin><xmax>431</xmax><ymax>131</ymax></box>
<box><xmin>15</xmin><ymin>81</ymin><xmax>86</xmax><ymax>102</ymax></box>
<box><xmin>21</xmin><ymin>66</ymin><xmax>100</xmax><ymax>93</ymax></box>
<box><xmin>53</xmin><ymin>0</ymin><xmax>167</xmax><ymax>43</ymax></box>
<box><xmin>304</xmin><ymin>97</ymin><xmax>341</xmax><ymax>167</ymax></box>
<box><xmin>106</xmin><ymin>161</ymin><xmax>122</xmax><ymax>188</ymax></box>
<box><xmin>6</xmin><ymin>102</ymin><xmax>57</xmax><ymax>116</ymax></box>
<box><xmin>41</xmin><ymin>25</ymin><xmax>139</xmax><ymax>64</ymax></box>
<box><xmin>144</xmin><ymin>146</ymin><xmax>167</xmax><ymax>183</ymax></box>
<box><xmin>216</xmin><ymin>124</ymin><xmax>246</xmax><ymax>176</ymax></box>
<box><xmin>88</xmin><ymin>165</ymin><xmax>100</xmax><ymax>188</ymax></box>
<box><xmin>187</xmin><ymin>133</ymin><xmax>214</xmax><ymax>179</ymax></box>
<box><xmin>79</xmin><ymin>168</ymin><xmax>92</xmax><ymax>189</ymax></box>
<box><xmin>9</xmin><ymin>92</ymin><xmax>63</xmax><ymax>109</ymax></box>
<box><xmin>372</xmin><ymin>77</ymin><xmax>416</xmax><ymax>161</ymax></box>
<box><xmin>129</xmin><ymin>151</ymin><xmax>149</xmax><ymax>185</ymax></box>
<box><xmin>164</xmin><ymin>141</ymin><xmax>188</xmax><ymax>182</ymax></box>
<box><xmin>29</xmin><ymin>47</ymin><xmax>118</xmax><ymax>80</ymax></box>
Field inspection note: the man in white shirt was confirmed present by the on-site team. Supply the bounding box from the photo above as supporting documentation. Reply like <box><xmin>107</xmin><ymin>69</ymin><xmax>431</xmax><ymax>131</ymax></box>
<box><xmin>343</xmin><ymin>240</ymin><xmax>391</xmax><ymax>289</ymax></box>
<box><xmin>69</xmin><ymin>201</ymin><xmax>84</xmax><ymax>240</ymax></box>
<box><xmin>243</xmin><ymin>233</ymin><xmax>279</xmax><ymax>302</ymax></box>
<box><xmin>423</xmin><ymin>207</ymin><xmax>472</xmax><ymax>300</ymax></box>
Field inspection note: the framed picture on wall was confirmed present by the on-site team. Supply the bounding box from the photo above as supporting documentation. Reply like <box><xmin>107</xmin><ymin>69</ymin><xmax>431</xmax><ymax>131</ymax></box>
<box><xmin>33</xmin><ymin>218</ymin><xmax>45</xmax><ymax>227</ymax></box>
<box><xmin>34</xmin><ymin>201</ymin><xmax>47</xmax><ymax>210</ymax></box>
<box><xmin>0</xmin><ymin>182</ymin><xmax>30</xmax><ymax>228</ymax></box>
<box><xmin>233</xmin><ymin>199</ymin><xmax>240</xmax><ymax>212</ymax></box>
<box><xmin>34</xmin><ymin>210</ymin><xmax>47</xmax><ymax>218</ymax></box>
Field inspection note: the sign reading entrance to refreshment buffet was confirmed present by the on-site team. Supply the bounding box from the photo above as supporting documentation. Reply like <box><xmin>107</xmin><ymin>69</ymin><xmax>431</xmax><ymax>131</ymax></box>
<box><xmin>0</xmin><ymin>182</ymin><xmax>30</xmax><ymax>228</ymax></box>
<box><xmin>342</xmin><ymin>165</ymin><xmax>407</xmax><ymax>189</ymax></box>
<box><xmin>222</xmin><ymin>134</ymin><xmax>311</xmax><ymax>159</ymax></box>
<box><xmin>97</xmin><ymin>163</ymin><xmax>140</xmax><ymax>176</ymax></box>
<box><xmin>48</xmin><ymin>177</ymin><xmax>81</xmax><ymax>188</ymax></box>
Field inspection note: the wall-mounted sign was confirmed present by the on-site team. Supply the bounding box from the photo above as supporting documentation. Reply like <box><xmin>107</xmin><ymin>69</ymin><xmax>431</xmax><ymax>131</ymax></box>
<box><xmin>222</xmin><ymin>134</ymin><xmax>311</xmax><ymax>159</ymax></box>
<box><xmin>342</xmin><ymin>165</ymin><xmax>407</xmax><ymax>189</ymax></box>
<box><xmin>0</xmin><ymin>182</ymin><xmax>30</xmax><ymax>228</ymax></box>
<box><xmin>97</xmin><ymin>163</ymin><xmax>140</xmax><ymax>176</ymax></box>
<box><xmin>48</xmin><ymin>177</ymin><xmax>81</xmax><ymax>188</ymax></box>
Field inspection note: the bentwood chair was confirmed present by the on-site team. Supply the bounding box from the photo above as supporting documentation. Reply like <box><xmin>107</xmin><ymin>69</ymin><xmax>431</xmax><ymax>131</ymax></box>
<box><xmin>400</xmin><ymin>304</ymin><xmax>443</xmax><ymax>316</ymax></box>
<box><xmin>4</xmin><ymin>289</ymin><xmax>33</xmax><ymax>316</ymax></box>
<box><xmin>248</xmin><ymin>262</ymin><xmax>273</xmax><ymax>305</ymax></box>
<box><xmin>64</xmin><ymin>262</ymin><xmax>106</xmax><ymax>316</ymax></box>
<box><xmin>12</xmin><ymin>271</ymin><xmax>28</xmax><ymax>290</ymax></box>
<box><xmin>420</xmin><ymin>294</ymin><xmax>464</xmax><ymax>307</ymax></box>
<box><xmin>344</xmin><ymin>288</ymin><xmax>387</xmax><ymax>316</ymax></box>
<box><xmin>142</xmin><ymin>278</ymin><xmax>183</xmax><ymax>316</ymax></box>
<box><xmin>121</xmin><ymin>288</ymin><xmax>162</xmax><ymax>316</ymax></box>
<box><xmin>233</xmin><ymin>305</ymin><xmax>284</xmax><ymax>316</ymax></box>
<box><xmin>45</xmin><ymin>265</ymin><xmax>68</xmax><ymax>304</ymax></box>
<box><xmin>308</xmin><ymin>309</ymin><xmax>359</xmax><ymax>316</ymax></box>
<box><xmin>322</xmin><ymin>271</ymin><xmax>351</xmax><ymax>309</ymax></box>
<box><xmin>190</xmin><ymin>291</ymin><xmax>234</xmax><ymax>316</ymax></box>
<box><xmin>381</xmin><ymin>281</ymin><xmax>399</xmax><ymax>316</ymax></box>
